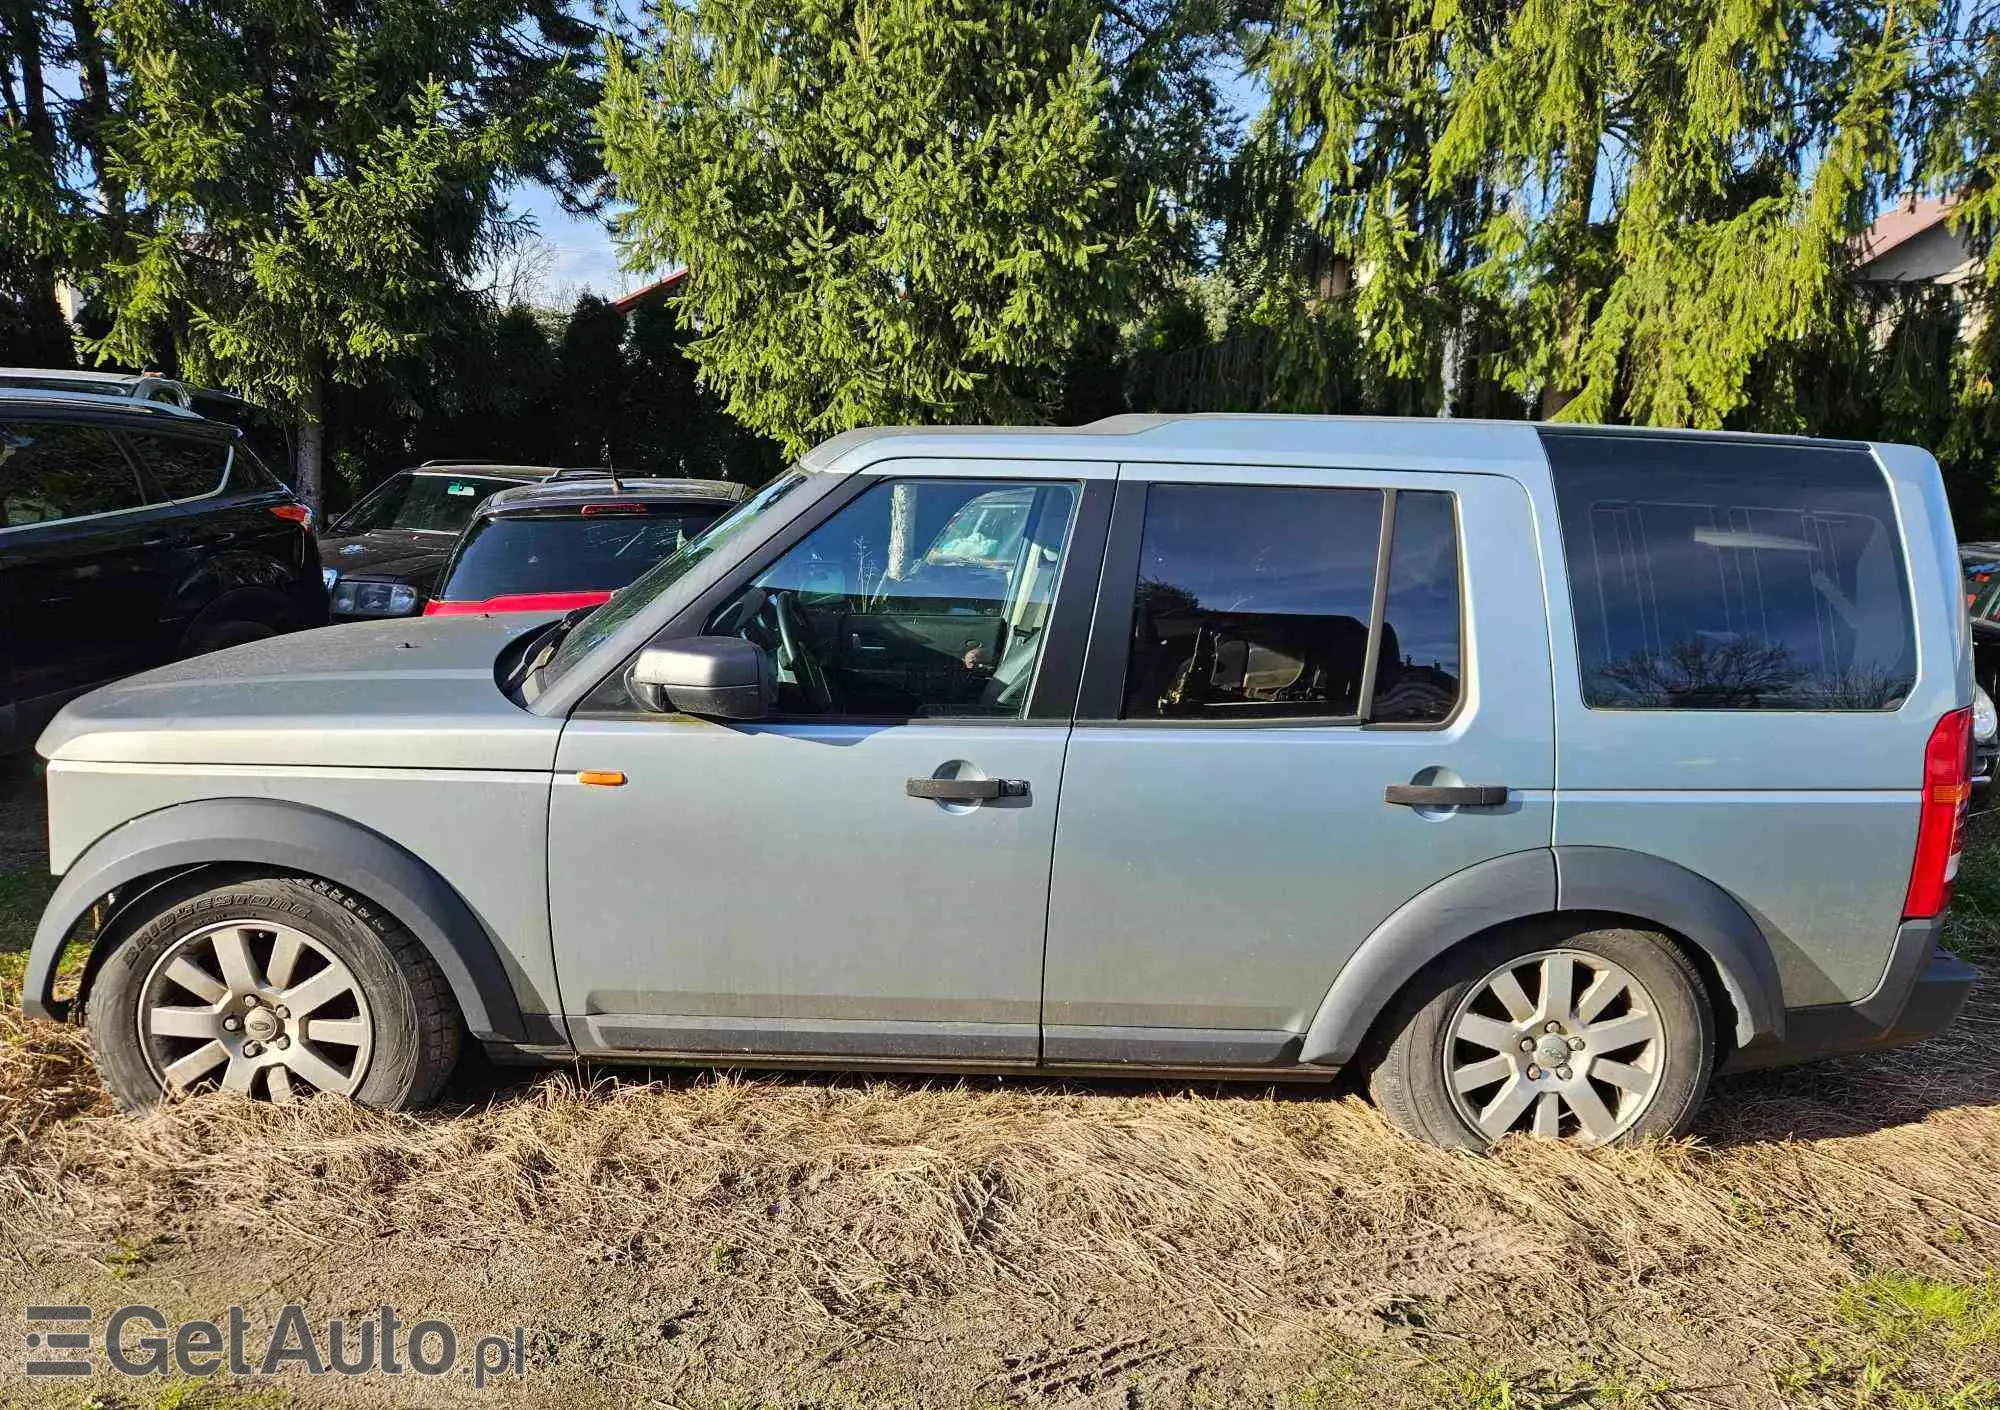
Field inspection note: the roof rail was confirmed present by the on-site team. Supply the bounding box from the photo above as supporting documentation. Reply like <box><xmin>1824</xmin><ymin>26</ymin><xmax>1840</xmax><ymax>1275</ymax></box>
<box><xmin>0</xmin><ymin>366</ymin><xmax>196</xmax><ymax>407</ymax></box>
<box><xmin>0</xmin><ymin>384</ymin><xmax>207</xmax><ymax>420</ymax></box>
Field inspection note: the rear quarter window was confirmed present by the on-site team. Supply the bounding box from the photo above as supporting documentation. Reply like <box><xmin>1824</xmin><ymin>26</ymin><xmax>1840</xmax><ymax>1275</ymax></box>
<box><xmin>126</xmin><ymin>431</ymin><xmax>235</xmax><ymax>501</ymax></box>
<box><xmin>1545</xmin><ymin>433</ymin><xmax>1916</xmax><ymax>711</ymax></box>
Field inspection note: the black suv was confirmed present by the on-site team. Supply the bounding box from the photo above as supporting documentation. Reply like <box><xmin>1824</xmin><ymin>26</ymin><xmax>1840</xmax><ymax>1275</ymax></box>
<box><xmin>0</xmin><ymin>387</ymin><xmax>326</xmax><ymax>753</ymax></box>
<box><xmin>319</xmin><ymin>463</ymin><xmax>561</xmax><ymax>620</ymax></box>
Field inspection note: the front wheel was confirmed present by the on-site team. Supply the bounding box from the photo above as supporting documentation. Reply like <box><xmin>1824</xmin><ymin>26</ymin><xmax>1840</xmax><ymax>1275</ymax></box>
<box><xmin>86</xmin><ymin>877</ymin><xmax>461</xmax><ymax>1113</ymax></box>
<box><xmin>1365</xmin><ymin>924</ymin><xmax>1714</xmax><ymax>1150</ymax></box>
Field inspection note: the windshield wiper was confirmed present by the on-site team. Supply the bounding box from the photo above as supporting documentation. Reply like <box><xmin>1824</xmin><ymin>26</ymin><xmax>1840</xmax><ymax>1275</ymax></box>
<box><xmin>525</xmin><ymin>603</ymin><xmax>598</xmax><ymax>677</ymax></box>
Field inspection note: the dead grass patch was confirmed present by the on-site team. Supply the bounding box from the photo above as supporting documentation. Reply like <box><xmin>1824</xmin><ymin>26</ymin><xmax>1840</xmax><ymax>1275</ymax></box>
<box><xmin>0</xmin><ymin>819</ymin><xmax>1996</xmax><ymax>1405</ymax></box>
<box><xmin>2</xmin><ymin>1022</ymin><xmax>1998</xmax><ymax>1406</ymax></box>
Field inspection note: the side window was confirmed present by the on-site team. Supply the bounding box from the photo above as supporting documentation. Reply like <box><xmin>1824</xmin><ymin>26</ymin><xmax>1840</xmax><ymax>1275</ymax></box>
<box><xmin>1123</xmin><ymin>484</ymin><xmax>1385</xmax><ymax>719</ymax></box>
<box><xmin>129</xmin><ymin>432</ymin><xmax>233</xmax><ymax>501</ymax></box>
<box><xmin>1547</xmin><ymin>434</ymin><xmax>1917</xmax><ymax>711</ymax></box>
<box><xmin>1370</xmin><ymin>490</ymin><xmax>1463</xmax><ymax>724</ymax></box>
<box><xmin>706</xmin><ymin>478</ymin><xmax>1080</xmax><ymax>719</ymax></box>
<box><xmin>0</xmin><ymin>420</ymin><xmax>148</xmax><ymax>529</ymax></box>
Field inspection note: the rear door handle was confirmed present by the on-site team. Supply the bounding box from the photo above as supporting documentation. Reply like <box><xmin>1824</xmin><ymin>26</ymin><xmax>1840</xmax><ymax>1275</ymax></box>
<box><xmin>907</xmin><ymin>777</ymin><xmax>1030</xmax><ymax>802</ymax></box>
<box><xmin>1384</xmin><ymin>783</ymin><xmax>1510</xmax><ymax>809</ymax></box>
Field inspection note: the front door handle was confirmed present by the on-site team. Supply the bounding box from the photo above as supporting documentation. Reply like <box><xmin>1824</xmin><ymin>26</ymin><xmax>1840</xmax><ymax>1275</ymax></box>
<box><xmin>1384</xmin><ymin>783</ymin><xmax>1510</xmax><ymax>809</ymax></box>
<box><xmin>907</xmin><ymin>777</ymin><xmax>1030</xmax><ymax>802</ymax></box>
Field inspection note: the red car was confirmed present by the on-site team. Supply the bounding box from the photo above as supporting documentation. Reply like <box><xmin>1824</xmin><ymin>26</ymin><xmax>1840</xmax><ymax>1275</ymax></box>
<box><xmin>425</xmin><ymin>473</ymin><xmax>747</xmax><ymax>616</ymax></box>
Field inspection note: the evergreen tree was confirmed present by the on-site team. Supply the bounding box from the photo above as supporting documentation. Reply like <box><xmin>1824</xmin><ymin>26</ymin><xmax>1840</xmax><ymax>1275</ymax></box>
<box><xmin>597</xmin><ymin>0</ymin><xmax>1156</xmax><ymax>454</ymax></box>
<box><xmin>1251</xmin><ymin>0</ymin><xmax>1940</xmax><ymax>430</ymax></box>
<box><xmin>84</xmin><ymin>0</ymin><xmax>600</xmax><ymax>506</ymax></box>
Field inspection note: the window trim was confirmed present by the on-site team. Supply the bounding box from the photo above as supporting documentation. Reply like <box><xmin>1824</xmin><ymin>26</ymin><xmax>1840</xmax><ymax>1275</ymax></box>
<box><xmin>1075</xmin><ymin>479</ymin><xmax>1467</xmax><ymax>731</ymax></box>
<box><xmin>574</xmin><ymin>472</ymin><xmax>1113</xmax><ymax>726</ymax></box>
<box><xmin>122</xmin><ymin>428</ymin><xmax>238</xmax><ymax>506</ymax></box>
<box><xmin>0</xmin><ymin>416</ymin><xmax>158</xmax><ymax>534</ymax></box>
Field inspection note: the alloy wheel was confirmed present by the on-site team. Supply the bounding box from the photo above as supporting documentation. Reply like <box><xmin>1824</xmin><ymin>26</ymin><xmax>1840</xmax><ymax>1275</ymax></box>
<box><xmin>138</xmin><ymin>920</ymin><xmax>374</xmax><ymax>1101</ymax></box>
<box><xmin>1443</xmin><ymin>948</ymin><xmax>1665</xmax><ymax>1144</ymax></box>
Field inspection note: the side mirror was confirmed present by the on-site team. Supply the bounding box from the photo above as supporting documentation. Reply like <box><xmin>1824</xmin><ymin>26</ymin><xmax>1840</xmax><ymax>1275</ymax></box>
<box><xmin>632</xmin><ymin>636</ymin><xmax>774</xmax><ymax>720</ymax></box>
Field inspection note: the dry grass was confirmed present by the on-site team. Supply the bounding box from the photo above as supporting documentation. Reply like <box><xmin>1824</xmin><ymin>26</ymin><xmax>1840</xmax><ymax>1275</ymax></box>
<box><xmin>0</xmin><ymin>828</ymin><xmax>1996</xmax><ymax>1406</ymax></box>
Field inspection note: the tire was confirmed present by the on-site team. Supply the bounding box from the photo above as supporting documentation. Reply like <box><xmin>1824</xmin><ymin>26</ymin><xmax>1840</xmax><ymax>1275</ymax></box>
<box><xmin>1365</xmin><ymin>922</ymin><xmax>1714</xmax><ymax>1150</ymax></box>
<box><xmin>85</xmin><ymin>876</ymin><xmax>462</xmax><ymax>1114</ymax></box>
<box><xmin>183</xmin><ymin>617</ymin><xmax>280</xmax><ymax>655</ymax></box>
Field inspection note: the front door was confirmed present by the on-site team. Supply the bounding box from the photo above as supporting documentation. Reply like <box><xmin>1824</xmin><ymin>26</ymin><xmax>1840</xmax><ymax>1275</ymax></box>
<box><xmin>549</xmin><ymin>468</ymin><xmax>1106</xmax><ymax>1060</ymax></box>
<box><xmin>1042</xmin><ymin>466</ymin><xmax>1557</xmax><ymax>1067</ymax></box>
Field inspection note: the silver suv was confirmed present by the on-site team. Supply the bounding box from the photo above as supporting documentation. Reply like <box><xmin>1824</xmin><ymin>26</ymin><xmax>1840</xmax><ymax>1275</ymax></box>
<box><xmin>21</xmin><ymin>416</ymin><xmax>1977</xmax><ymax>1148</ymax></box>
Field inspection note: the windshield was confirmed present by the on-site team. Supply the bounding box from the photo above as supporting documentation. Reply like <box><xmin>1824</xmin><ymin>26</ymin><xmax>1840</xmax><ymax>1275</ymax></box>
<box><xmin>542</xmin><ymin>469</ymin><xmax>810</xmax><ymax>681</ymax></box>
<box><xmin>440</xmin><ymin>505</ymin><xmax>728</xmax><ymax>601</ymax></box>
<box><xmin>334</xmin><ymin>472</ymin><xmax>522</xmax><ymax>535</ymax></box>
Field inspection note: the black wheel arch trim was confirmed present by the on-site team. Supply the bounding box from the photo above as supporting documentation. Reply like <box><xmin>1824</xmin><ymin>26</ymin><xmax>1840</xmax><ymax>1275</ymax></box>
<box><xmin>20</xmin><ymin>797</ymin><xmax>527</xmax><ymax>1042</ymax></box>
<box><xmin>1298</xmin><ymin>846</ymin><xmax>1785</xmax><ymax>1067</ymax></box>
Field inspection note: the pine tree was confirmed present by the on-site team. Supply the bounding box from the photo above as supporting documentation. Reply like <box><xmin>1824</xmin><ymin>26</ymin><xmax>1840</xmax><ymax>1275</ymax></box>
<box><xmin>1252</xmin><ymin>0</ymin><xmax>1938</xmax><ymax>430</ymax></box>
<box><xmin>597</xmin><ymin>0</ymin><xmax>1156</xmax><ymax>454</ymax></box>
<box><xmin>85</xmin><ymin>0</ymin><xmax>599</xmax><ymax>506</ymax></box>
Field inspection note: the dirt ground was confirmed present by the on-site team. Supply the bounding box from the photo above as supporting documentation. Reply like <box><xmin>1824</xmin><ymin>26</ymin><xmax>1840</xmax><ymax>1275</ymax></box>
<box><xmin>0</xmin><ymin>797</ymin><xmax>1994</xmax><ymax>1407</ymax></box>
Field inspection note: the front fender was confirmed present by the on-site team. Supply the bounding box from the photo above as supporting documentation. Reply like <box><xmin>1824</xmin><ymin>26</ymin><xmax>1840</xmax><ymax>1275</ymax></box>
<box><xmin>21</xmin><ymin>798</ymin><xmax>525</xmax><ymax>1043</ymax></box>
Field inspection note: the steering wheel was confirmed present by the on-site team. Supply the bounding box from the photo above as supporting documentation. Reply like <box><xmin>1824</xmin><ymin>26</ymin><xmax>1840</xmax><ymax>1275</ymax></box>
<box><xmin>768</xmin><ymin>591</ymin><xmax>837</xmax><ymax>713</ymax></box>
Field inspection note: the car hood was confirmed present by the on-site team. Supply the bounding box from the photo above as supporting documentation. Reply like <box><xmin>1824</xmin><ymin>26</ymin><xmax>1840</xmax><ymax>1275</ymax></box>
<box><xmin>38</xmin><ymin>616</ymin><xmax>561</xmax><ymax>771</ymax></box>
<box><xmin>319</xmin><ymin>531</ymin><xmax>454</xmax><ymax>585</ymax></box>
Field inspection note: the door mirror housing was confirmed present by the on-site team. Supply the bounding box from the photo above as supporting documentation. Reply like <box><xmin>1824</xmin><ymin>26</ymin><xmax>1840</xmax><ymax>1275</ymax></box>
<box><xmin>632</xmin><ymin>637</ymin><xmax>775</xmax><ymax>720</ymax></box>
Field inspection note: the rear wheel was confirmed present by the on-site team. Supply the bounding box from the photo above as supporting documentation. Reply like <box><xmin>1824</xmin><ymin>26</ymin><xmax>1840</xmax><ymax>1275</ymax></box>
<box><xmin>183</xmin><ymin>617</ymin><xmax>279</xmax><ymax>655</ymax></box>
<box><xmin>1366</xmin><ymin>923</ymin><xmax>1713</xmax><ymax>1150</ymax></box>
<box><xmin>86</xmin><ymin>877</ymin><xmax>461</xmax><ymax>1113</ymax></box>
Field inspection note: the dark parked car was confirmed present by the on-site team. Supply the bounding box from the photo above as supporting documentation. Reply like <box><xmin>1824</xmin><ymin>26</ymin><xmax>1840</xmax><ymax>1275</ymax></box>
<box><xmin>425</xmin><ymin>475</ymin><xmax>746</xmax><ymax>617</ymax></box>
<box><xmin>320</xmin><ymin>463</ymin><xmax>561</xmax><ymax>619</ymax></box>
<box><xmin>0</xmin><ymin>387</ymin><xmax>325</xmax><ymax>753</ymax></box>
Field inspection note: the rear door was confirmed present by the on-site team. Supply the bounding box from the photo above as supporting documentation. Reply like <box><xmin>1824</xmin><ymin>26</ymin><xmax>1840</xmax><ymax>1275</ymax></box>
<box><xmin>1041</xmin><ymin>464</ymin><xmax>1555</xmax><ymax>1066</ymax></box>
<box><xmin>0</xmin><ymin>416</ymin><xmax>177</xmax><ymax>722</ymax></box>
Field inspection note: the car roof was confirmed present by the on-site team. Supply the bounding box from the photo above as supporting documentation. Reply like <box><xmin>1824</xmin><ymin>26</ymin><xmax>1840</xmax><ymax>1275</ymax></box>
<box><xmin>0</xmin><ymin>385</ymin><xmax>218</xmax><ymax>426</ymax></box>
<box><xmin>797</xmin><ymin>413</ymin><xmax>1882</xmax><ymax>479</ymax></box>
<box><xmin>478</xmin><ymin>476</ymin><xmax>748</xmax><ymax>515</ymax></box>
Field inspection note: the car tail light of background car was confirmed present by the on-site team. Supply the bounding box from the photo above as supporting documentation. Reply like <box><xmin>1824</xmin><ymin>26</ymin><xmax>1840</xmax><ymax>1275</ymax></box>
<box><xmin>1904</xmin><ymin>706</ymin><xmax>1973</xmax><ymax>919</ymax></box>
<box><xmin>424</xmin><ymin>590</ymin><xmax>613</xmax><ymax>616</ymax></box>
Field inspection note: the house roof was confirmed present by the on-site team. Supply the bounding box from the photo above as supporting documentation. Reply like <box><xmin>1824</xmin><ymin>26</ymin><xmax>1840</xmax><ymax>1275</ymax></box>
<box><xmin>1855</xmin><ymin>196</ymin><xmax>1958</xmax><ymax>266</ymax></box>
<box><xmin>611</xmin><ymin>269</ymin><xmax>689</xmax><ymax>314</ymax></box>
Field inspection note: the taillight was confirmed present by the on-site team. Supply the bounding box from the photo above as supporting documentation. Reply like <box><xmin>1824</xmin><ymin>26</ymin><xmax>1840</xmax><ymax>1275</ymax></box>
<box><xmin>269</xmin><ymin>502</ymin><xmax>313</xmax><ymax>529</ymax></box>
<box><xmin>1904</xmin><ymin>706</ymin><xmax>1973</xmax><ymax>919</ymax></box>
<box><xmin>579</xmin><ymin>503</ymin><xmax>647</xmax><ymax>516</ymax></box>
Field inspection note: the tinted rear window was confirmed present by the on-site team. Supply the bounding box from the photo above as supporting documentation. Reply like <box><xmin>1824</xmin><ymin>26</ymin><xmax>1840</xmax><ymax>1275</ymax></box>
<box><xmin>1545</xmin><ymin>434</ymin><xmax>1916</xmax><ymax>711</ymax></box>
<box><xmin>439</xmin><ymin>506</ymin><xmax>728</xmax><ymax>601</ymax></box>
<box><xmin>127</xmin><ymin>431</ymin><xmax>234</xmax><ymax>500</ymax></box>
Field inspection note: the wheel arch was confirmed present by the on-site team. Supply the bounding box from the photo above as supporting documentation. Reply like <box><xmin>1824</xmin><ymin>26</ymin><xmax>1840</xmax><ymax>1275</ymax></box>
<box><xmin>1298</xmin><ymin>846</ymin><xmax>1785</xmax><ymax>1068</ymax></box>
<box><xmin>21</xmin><ymin>798</ymin><xmax>525</xmax><ymax>1043</ymax></box>
<box><xmin>176</xmin><ymin>583</ymin><xmax>301</xmax><ymax>651</ymax></box>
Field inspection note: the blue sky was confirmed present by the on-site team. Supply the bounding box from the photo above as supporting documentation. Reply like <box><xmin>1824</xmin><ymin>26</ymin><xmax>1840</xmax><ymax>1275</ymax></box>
<box><xmin>508</xmin><ymin>184</ymin><xmax>635</xmax><ymax>298</ymax></box>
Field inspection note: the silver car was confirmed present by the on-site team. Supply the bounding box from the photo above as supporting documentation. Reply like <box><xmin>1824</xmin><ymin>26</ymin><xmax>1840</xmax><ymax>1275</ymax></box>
<box><xmin>20</xmin><ymin>416</ymin><xmax>1978</xmax><ymax>1148</ymax></box>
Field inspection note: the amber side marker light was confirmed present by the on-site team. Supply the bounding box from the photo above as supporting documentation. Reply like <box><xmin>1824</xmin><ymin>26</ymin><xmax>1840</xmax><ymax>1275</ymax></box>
<box><xmin>577</xmin><ymin>770</ymin><xmax>627</xmax><ymax>788</ymax></box>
